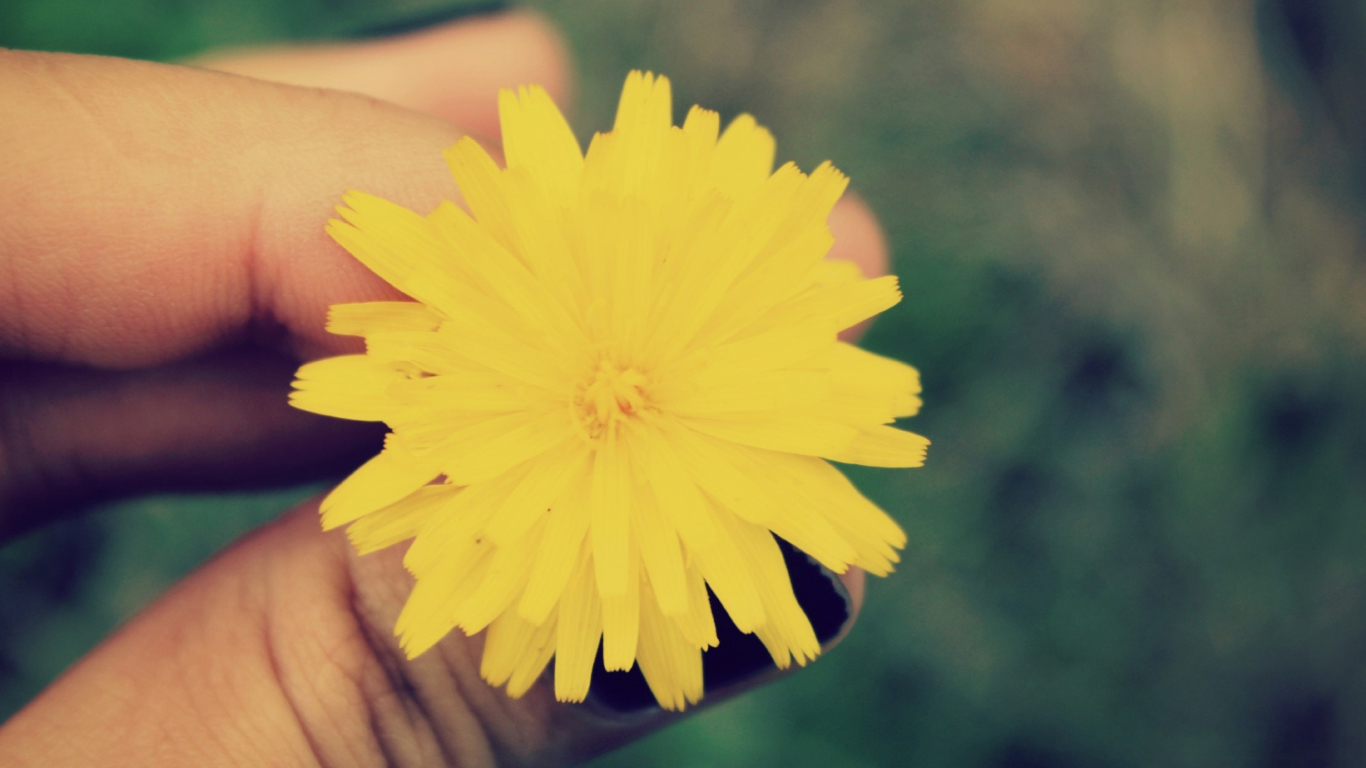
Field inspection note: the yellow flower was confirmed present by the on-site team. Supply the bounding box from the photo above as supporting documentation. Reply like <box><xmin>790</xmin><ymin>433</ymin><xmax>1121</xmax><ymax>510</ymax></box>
<box><xmin>290</xmin><ymin>71</ymin><xmax>928</xmax><ymax>710</ymax></box>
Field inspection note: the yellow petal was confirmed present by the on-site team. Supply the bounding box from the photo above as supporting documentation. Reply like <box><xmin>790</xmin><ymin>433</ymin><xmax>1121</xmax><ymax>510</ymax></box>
<box><xmin>711</xmin><ymin>113</ymin><xmax>775</xmax><ymax>201</ymax></box>
<box><xmin>766</xmin><ymin>452</ymin><xmax>908</xmax><ymax>576</ymax></box>
<box><xmin>430</xmin><ymin>321</ymin><xmax>570</xmax><ymax>392</ymax></box>
<box><xmin>408</xmin><ymin>411</ymin><xmax>575</xmax><ymax>486</ymax></box>
<box><xmin>670</xmin><ymin>319</ymin><xmax>833</xmax><ymax>385</ymax></box>
<box><xmin>426</xmin><ymin>200</ymin><xmax>557</xmax><ymax>330</ymax></box>
<box><xmin>481</xmin><ymin>607</ymin><xmax>534</xmax><ymax>688</ymax></box>
<box><xmin>751</xmin><ymin>274</ymin><xmax>903</xmax><ymax>337</ymax></box>
<box><xmin>827</xmin><ymin>342</ymin><xmax>923</xmax><ymax>418</ymax></box>
<box><xmin>483</xmin><ymin>447</ymin><xmax>587</xmax><ymax>546</ymax></box>
<box><xmin>825</xmin><ymin>425</ymin><xmax>930</xmax><ymax>468</ymax></box>
<box><xmin>319</xmin><ymin>437</ymin><xmax>439</xmax><ymax>530</ymax></box>
<box><xmin>680</xmin><ymin>410</ymin><xmax>858</xmax><ymax>458</ymax></box>
<box><xmin>608</xmin><ymin>195</ymin><xmax>657</xmax><ymax>357</ymax></box>
<box><xmin>500</xmin><ymin>85</ymin><xmax>583</xmax><ymax>208</ymax></box>
<box><xmin>457</xmin><ymin>515</ymin><xmax>547</xmax><ymax>635</ymax></box>
<box><xmin>636</xmin><ymin>579</ymin><xmax>704</xmax><ymax>711</ymax></box>
<box><xmin>327</xmin><ymin>192</ymin><xmax>477</xmax><ymax>317</ymax></box>
<box><xmin>386</xmin><ymin>370</ymin><xmax>531</xmax><ymax>414</ymax></box>
<box><xmin>813</xmin><ymin>257</ymin><xmax>863</xmax><ymax>286</ymax></box>
<box><xmin>403</xmin><ymin>465</ymin><xmax>530</xmax><ymax>578</ymax></box>
<box><xmin>396</xmin><ymin>541</ymin><xmax>494</xmax><ymax>657</ymax></box>
<box><xmin>482</xmin><ymin>607</ymin><xmax>557</xmax><ymax>698</ymax></box>
<box><xmin>289</xmin><ymin>354</ymin><xmax>409</xmax><ymax>422</ymax></box>
<box><xmin>553</xmin><ymin>552</ymin><xmax>602</xmax><ymax>703</ymax></box>
<box><xmin>637</xmin><ymin>192</ymin><xmax>734</xmax><ymax>365</ymax></box>
<box><xmin>643</xmin><ymin>127</ymin><xmax>695</xmax><ymax>250</ymax></box>
<box><xmin>681</xmin><ymin>105</ymin><xmax>720</xmax><ymax>192</ymax></box>
<box><xmin>644</xmin><ymin>435</ymin><xmax>765</xmax><ymax>632</ymax></box>
<box><xmin>614</xmin><ymin>70</ymin><xmax>673</xmax><ymax>136</ymax></box>
<box><xmin>345</xmin><ymin>483</ymin><xmax>456</xmax><ymax>555</ymax></box>
<box><xmin>327</xmin><ymin>301</ymin><xmax>442</xmax><ymax>337</ymax></box>
<box><xmin>590</xmin><ymin>434</ymin><xmax>632</xmax><ymax>597</ymax></box>
<box><xmin>645</xmin><ymin>165</ymin><xmax>807</xmax><ymax>356</ymax></box>
<box><xmin>444</xmin><ymin>136</ymin><xmax>520</xmax><ymax>258</ymax></box>
<box><xmin>715</xmin><ymin>511</ymin><xmax>820</xmax><ymax>669</ymax></box>
<box><xmin>692</xmin><ymin>222</ymin><xmax>835</xmax><ymax>347</ymax></box>
<box><xmin>497</xmin><ymin>164</ymin><xmax>587</xmax><ymax>315</ymax></box>
<box><xmin>658</xmin><ymin>369</ymin><xmax>827</xmax><ymax>417</ymax></box>
<box><xmin>600</xmin><ymin>550</ymin><xmax>641</xmax><ymax>672</ymax></box>
<box><xmin>674</xmin><ymin>560</ymin><xmax>720</xmax><ymax>649</ymax></box>
<box><xmin>686</xmin><ymin>506</ymin><xmax>768</xmax><ymax>634</ymax></box>
<box><xmin>633</xmin><ymin>487</ymin><xmax>690</xmax><ymax>618</ymax></box>
<box><xmin>518</xmin><ymin>472</ymin><xmax>592</xmax><ymax>624</ymax></box>
<box><xmin>361</xmin><ymin>329</ymin><xmax>481</xmax><ymax>376</ymax></box>
<box><xmin>332</xmin><ymin>192</ymin><xmax>557</xmax><ymax>365</ymax></box>
<box><xmin>506</xmin><ymin>612</ymin><xmax>559</xmax><ymax>697</ymax></box>
<box><xmin>609</xmin><ymin>70</ymin><xmax>673</xmax><ymax>194</ymax></box>
<box><xmin>669</xmin><ymin>428</ymin><xmax>859</xmax><ymax>573</ymax></box>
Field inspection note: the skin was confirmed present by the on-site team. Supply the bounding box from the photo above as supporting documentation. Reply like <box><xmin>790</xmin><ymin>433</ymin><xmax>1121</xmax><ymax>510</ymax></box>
<box><xmin>0</xmin><ymin>11</ymin><xmax>889</xmax><ymax>767</ymax></box>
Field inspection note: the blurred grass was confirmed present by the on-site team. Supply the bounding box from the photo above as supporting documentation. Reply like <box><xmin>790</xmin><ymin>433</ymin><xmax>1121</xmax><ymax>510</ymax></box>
<box><xmin>4</xmin><ymin>1</ymin><xmax>1366</xmax><ymax>766</ymax></box>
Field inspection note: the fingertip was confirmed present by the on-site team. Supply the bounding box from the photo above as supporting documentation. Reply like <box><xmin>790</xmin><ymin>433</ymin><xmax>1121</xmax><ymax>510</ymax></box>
<box><xmin>415</xmin><ymin>9</ymin><xmax>576</xmax><ymax>137</ymax></box>
<box><xmin>836</xmin><ymin>566</ymin><xmax>866</xmax><ymax>628</ymax></box>
<box><xmin>493</xmin><ymin>9</ymin><xmax>576</xmax><ymax>109</ymax></box>
<box><xmin>829</xmin><ymin>192</ymin><xmax>892</xmax><ymax>342</ymax></box>
<box><xmin>828</xmin><ymin>191</ymin><xmax>890</xmax><ymax>279</ymax></box>
<box><xmin>195</xmin><ymin>9</ymin><xmax>576</xmax><ymax>138</ymax></box>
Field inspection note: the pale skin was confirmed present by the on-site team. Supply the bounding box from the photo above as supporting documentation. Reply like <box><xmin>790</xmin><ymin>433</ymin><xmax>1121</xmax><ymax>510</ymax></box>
<box><xmin>0</xmin><ymin>11</ymin><xmax>891</xmax><ymax>767</ymax></box>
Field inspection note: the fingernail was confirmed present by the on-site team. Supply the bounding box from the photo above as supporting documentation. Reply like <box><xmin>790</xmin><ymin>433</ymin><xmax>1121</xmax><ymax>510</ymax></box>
<box><xmin>327</xmin><ymin>0</ymin><xmax>510</xmax><ymax>40</ymax></box>
<box><xmin>586</xmin><ymin>539</ymin><xmax>854</xmax><ymax>715</ymax></box>
<box><xmin>702</xmin><ymin>539</ymin><xmax>853</xmax><ymax>691</ymax></box>
<box><xmin>586</xmin><ymin>654</ymin><xmax>659</xmax><ymax>716</ymax></box>
<box><xmin>780</xmin><ymin>538</ymin><xmax>855</xmax><ymax>647</ymax></box>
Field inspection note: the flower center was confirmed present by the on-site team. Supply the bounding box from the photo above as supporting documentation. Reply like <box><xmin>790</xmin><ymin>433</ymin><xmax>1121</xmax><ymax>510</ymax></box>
<box><xmin>576</xmin><ymin>361</ymin><xmax>651</xmax><ymax>440</ymax></box>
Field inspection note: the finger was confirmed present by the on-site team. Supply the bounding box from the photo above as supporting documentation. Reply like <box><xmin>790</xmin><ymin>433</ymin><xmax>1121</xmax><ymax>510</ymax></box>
<box><xmin>0</xmin><ymin>39</ymin><xmax>566</xmax><ymax>525</ymax></box>
<box><xmin>0</xmin><ymin>350</ymin><xmax>385</xmax><ymax>540</ymax></box>
<box><xmin>0</xmin><ymin>498</ymin><xmax>863</xmax><ymax>766</ymax></box>
<box><xmin>828</xmin><ymin>191</ymin><xmax>892</xmax><ymax>342</ymax></box>
<box><xmin>193</xmin><ymin>9</ymin><xmax>573</xmax><ymax>138</ymax></box>
<box><xmin>0</xmin><ymin>9</ymin><xmax>579</xmax><ymax>530</ymax></box>
<box><xmin>828</xmin><ymin>191</ymin><xmax>890</xmax><ymax>281</ymax></box>
<box><xmin>0</xmin><ymin>40</ymin><xmax>570</xmax><ymax>369</ymax></box>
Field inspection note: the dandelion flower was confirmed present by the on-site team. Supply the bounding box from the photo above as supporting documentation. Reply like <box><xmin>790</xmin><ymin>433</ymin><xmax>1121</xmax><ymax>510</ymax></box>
<box><xmin>290</xmin><ymin>71</ymin><xmax>928</xmax><ymax>710</ymax></box>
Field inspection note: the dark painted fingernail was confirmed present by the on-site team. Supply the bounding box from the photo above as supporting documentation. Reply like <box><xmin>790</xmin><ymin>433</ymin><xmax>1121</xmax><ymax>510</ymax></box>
<box><xmin>781</xmin><ymin>538</ymin><xmax>856</xmax><ymax>648</ymax></box>
<box><xmin>700</xmin><ymin>539</ymin><xmax>853</xmax><ymax>692</ymax></box>
<box><xmin>326</xmin><ymin>0</ymin><xmax>510</xmax><ymax>40</ymax></box>
<box><xmin>587</xmin><ymin>651</ymin><xmax>659</xmax><ymax>716</ymax></box>
<box><xmin>586</xmin><ymin>538</ymin><xmax>854</xmax><ymax>715</ymax></box>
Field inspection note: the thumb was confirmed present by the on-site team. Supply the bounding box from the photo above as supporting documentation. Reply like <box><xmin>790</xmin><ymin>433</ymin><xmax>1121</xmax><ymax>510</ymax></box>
<box><xmin>0</xmin><ymin>498</ymin><xmax>861</xmax><ymax>767</ymax></box>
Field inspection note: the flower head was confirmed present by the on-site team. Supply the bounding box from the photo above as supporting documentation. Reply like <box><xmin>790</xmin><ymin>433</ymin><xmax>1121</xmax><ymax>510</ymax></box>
<box><xmin>291</xmin><ymin>71</ymin><xmax>928</xmax><ymax>710</ymax></box>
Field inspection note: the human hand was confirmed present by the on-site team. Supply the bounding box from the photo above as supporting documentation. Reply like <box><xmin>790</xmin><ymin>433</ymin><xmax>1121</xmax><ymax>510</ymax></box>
<box><xmin>0</xmin><ymin>10</ymin><xmax>890</xmax><ymax>766</ymax></box>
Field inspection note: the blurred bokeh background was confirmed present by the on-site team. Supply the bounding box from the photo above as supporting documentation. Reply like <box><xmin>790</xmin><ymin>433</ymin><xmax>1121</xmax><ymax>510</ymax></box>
<box><xmin>4</xmin><ymin>0</ymin><xmax>1366</xmax><ymax>765</ymax></box>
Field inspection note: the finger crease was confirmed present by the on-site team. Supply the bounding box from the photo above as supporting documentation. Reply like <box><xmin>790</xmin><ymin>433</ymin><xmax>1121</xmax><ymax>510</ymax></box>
<box><xmin>261</xmin><ymin>608</ymin><xmax>331</xmax><ymax>768</ymax></box>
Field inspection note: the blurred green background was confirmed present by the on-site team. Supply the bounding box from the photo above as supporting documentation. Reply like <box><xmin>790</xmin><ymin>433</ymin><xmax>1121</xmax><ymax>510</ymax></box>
<box><xmin>4</xmin><ymin>0</ymin><xmax>1366</xmax><ymax>765</ymax></box>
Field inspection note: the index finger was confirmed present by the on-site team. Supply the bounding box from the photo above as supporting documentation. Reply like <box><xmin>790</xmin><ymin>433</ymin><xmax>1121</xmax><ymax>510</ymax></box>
<box><xmin>0</xmin><ymin>49</ymin><xmax>466</xmax><ymax>369</ymax></box>
<box><xmin>0</xmin><ymin>23</ymin><xmax>573</xmax><ymax>528</ymax></box>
